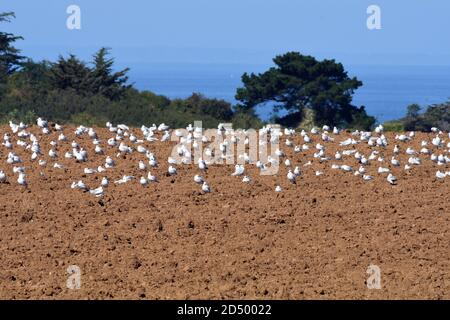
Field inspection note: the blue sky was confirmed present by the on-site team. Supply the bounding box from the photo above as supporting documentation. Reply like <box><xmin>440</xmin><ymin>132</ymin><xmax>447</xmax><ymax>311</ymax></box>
<box><xmin>2</xmin><ymin>0</ymin><xmax>450</xmax><ymax>66</ymax></box>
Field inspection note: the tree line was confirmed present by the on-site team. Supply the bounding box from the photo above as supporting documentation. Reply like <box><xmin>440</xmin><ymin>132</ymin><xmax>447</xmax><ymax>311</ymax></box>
<box><xmin>384</xmin><ymin>102</ymin><xmax>450</xmax><ymax>132</ymax></box>
<box><xmin>1</xmin><ymin>12</ymin><xmax>447</xmax><ymax>130</ymax></box>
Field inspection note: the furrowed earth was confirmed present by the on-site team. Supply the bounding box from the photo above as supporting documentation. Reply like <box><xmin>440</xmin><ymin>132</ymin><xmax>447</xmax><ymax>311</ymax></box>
<box><xmin>0</xmin><ymin>124</ymin><xmax>448</xmax><ymax>299</ymax></box>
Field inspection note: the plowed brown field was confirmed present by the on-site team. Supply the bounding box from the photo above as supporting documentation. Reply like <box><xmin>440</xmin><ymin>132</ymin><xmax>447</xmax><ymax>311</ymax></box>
<box><xmin>0</xmin><ymin>125</ymin><xmax>448</xmax><ymax>299</ymax></box>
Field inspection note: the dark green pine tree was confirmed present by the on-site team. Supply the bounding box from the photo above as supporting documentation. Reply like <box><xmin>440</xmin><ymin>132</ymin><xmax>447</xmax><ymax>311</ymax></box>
<box><xmin>90</xmin><ymin>47</ymin><xmax>130</xmax><ymax>100</ymax></box>
<box><xmin>235</xmin><ymin>51</ymin><xmax>375</xmax><ymax>129</ymax></box>
<box><xmin>49</xmin><ymin>54</ymin><xmax>92</xmax><ymax>94</ymax></box>
<box><xmin>0</xmin><ymin>12</ymin><xmax>24</xmax><ymax>81</ymax></box>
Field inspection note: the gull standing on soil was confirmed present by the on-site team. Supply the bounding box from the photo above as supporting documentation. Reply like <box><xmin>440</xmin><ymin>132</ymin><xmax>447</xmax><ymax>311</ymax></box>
<box><xmin>105</xmin><ymin>156</ymin><xmax>115</xmax><ymax>168</ymax></box>
<box><xmin>168</xmin><ymin>166</ymin><xmax>177</xmax><ymax>175</ymax></box>
<box><xmin>435</xmin><ymin>171</ymin><xmax>447</xmax><ymax>179</ymax></box>
<box><xmin>391</xmin><ymin>157</ymin><xmax>400</xmax><ymax>167</ymax></box>
<box><xmin>54</xmin><ymin>163</ymin><xmax>64</xmax><ymax>169</ymax></box>
<box><xmin>340</xmin><ymin>165</ymin><xmax>352</xmax><ymax>172</ymax></box>
<box><xmin>84</xmin><ymin>168</ymin><xmax>97</xmax><ymax>174</ymax></box>
<box><xmin>194</xmin><ymin>174</ymin><xmax>204</xmax><ymax>184</ymax></box>
<box><xmin>138</xmin><ymin>161</ymin><xmax>147</xmax><ymax>170</ymax></box>
<box><xmin>378</xmin><ymin>167</ymin><xmax>390</xmax><ymax>174</ymax></box>
<box><xmin>95</xmin><ymin>145</ymin><xmax>103</xmax><ymax>154</ymax></box>
<box><xmin>231</xmin><ymin>164</ymin><xmax>245</xmax><ymax>176</ymax></box>
<box><xmin>287</xmin><ymin>170</ymin><xmax>296</xmax><ymax>184</ymax></box>
<box><xmin>89</xmin><ymin>186</ymin><xmax>104</xmax><ymax>197</ymax></box>
<box><xmin>147</xmin><ymin>172</ymin><xmax>158</xmax><ymax>182</ymax></box>
<box><xmin>201</xmin><ymin>181</ymin><xmax>211</xmax><ymax>193</ymax></box>
<box><xmin>17</xmin><ymin>173</ymin><xmax>27</xmax><ymax>187</ymax></box>
<box><xmin>387</xmin><ymin>173</ymin><xmax>397</xmax><ymax>185</ymax></box>
<box><xmin>101</xmin><ymin>177</ymin><xmax>109</xmax><ymax>187</ymax></box>
<box><xmin>140</xmin><ymin>177</ymin><xmax>148</xmax><ymax>186</ymax></box>
<box><xmin>114</xmin><ymin>175</ymin><xmax>134</xmax><ymax>185</ymax></box>
<box><xmin>198</xmin><ymin>159</ymin><xmax>207</xmax><ymax>171</ymax></box>
<box><xmin>0</xmin><ymin>170</ymin><xmax>6</xmax><ymax>183</ymax></box>
<box><xmin>71</xmin><ymin>180</ymin><xmax>87</xmax><ymax>190</ymax></box>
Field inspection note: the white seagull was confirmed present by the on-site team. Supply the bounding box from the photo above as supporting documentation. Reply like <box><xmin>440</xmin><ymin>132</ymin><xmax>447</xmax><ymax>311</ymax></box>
<box><xmin>231</xmin><ymin>164</ymin><xmax>245</xmax><ymax>176</ymax></box>
<box><xmin>201</xmin><ymin>181</ymin><xmax>211</xmax><ymax>193</ymax></box>
<box><xmin>0</xmin><ymin>170</ymin><xmax>6</xmax><ymax>183</ymax></box>
<box><xmin>194</xmin><ymin>174</ymin><xmax>204</xmax><ymax>184</ymax></box>
<box><xmin>287</xmin><ymin>170</ymin><xmax>296</xmax><ymax>184</ymax></box>
<box><xmin>387</xmin><ymin>173</ymin><xmax>397</xmax><ymax>185</ymax></box>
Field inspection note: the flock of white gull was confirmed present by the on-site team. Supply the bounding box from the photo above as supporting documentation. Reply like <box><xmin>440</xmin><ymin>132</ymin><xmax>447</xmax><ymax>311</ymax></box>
<box><xmin>0</xmin><ymin>117</ymin><xmax>449</xmax><ymax>198</ymax></box>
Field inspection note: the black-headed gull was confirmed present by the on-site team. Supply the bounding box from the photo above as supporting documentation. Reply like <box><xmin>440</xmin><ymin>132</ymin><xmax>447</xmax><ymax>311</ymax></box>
<box><xmin>387</xmin><ymin>173</ymin><xmax>397</xmax><ymax>185</ymax></box>
<box><xmin>0</xmin><ymin>170</ymin><xmax>6</xmax><ymax>183</ymax></box>
<box><xmin>101</xmin><ymin>177</ymin><xmax>109</xmax><ymax>187</ymax></box>
<box><xmin>147</xmin><ymin>172</ymin><xmax>158</xmax><ymax>182</ymax></box>
<box><xmin>13</xmin><ymin>166</ymin><xmax>25</xmax><ymax>173</ymax></box>
<box><xmin>340</xmin><ymin>165</ymin><xmax>352</xmax><ymax>172</ymax></box>
<box><xmin>17</xmin><ymin>173</ymin><xmax>27</xmax><ymax>186</ymax></box>
<box><xmin>139</xmin><ymin>177</ymin><xmax>148</xmax><ymax>186</ymax></box>
<box><xmin>391</xmin><ymin>157</ymin><xmax>400</xmax><ymax>166</ymax></box>
<box><xmin>201</xmin><ymin>181</ymin><xmax>210</xmax><ymax>193</ymax></box>
<box><xmin>105</xmin><ymin>156</ymin><xmax>115</xmax><ymax>168</ymax></box>
<box><xmin>198</xmin><ymin>159</ymin><xmax>207</xmax><ymax>170</ymax></box>
<box><xmin>168</xmin><ymin>157</ymin><xmax>177</xmax><ymax>165</ymax></box>
<box><xmin>436</xmin><ymin>171</ymin><xmax>447</xmax><ymax>179</ymax></box>
<box><xmin>432</xmin><ymin>136</ymin><xmax>441</xmax><ymax>147</ymax></box>
<box><xmin>95</xmin><ymin>145</ymin><xmax>103</xmax><ymax>154</ymax></box>
<box><xmin>137</xmin><ymin>145</ymin><xmax>147</xmax><ymax>153</ymax></box>
<box><xmin>194</xmin><ymin>175</ymin><xmax>203</xmax><ymax>184</ymax></box>
<box><xmin>138</xmin><ymin>161</ymin><xmax>147</xmax><ymax>170</ymax></box>
<box><xmin>114</xmin><ymin>175</ymin><xmax>134</xmax><ymax>184</ymax></box>
<box><xmin>89</xmin><ymin>186</ymin><xmax>104</xmax><ymax>197</ymax></box>
<box><xmin>36</xmin><ymin>117</ymin><xmax>48</xmax><ymax>128</ymax></box>
<box><xmin>287</xmin><ymin>170</ymin><xmax>296</xmax><ymax>184</ymax></box>
<box><xmin>71</xmin><ymin>180</ymin><xmax>87</xmax><ymax>190</ymax></box>
<box><xmin>378</xmin><ymin>167</ymin><xmax>390</xmax><ymax>174</ymax></box>
<box><xmin>48</xmin><ymin>149</ymin><xmax>57</xmax><ymax>158</ymax></box>
<box><xmin>408</xmin><ymin>157</ymin><xmax>421</xmax><ymax>165</ymax></box>
<box><xmin>168</xmin><ymin>166</ymin><xmax>177</xmax><ymax>175</ymax></box>
<box><xmin>53</xmin><ymin>163</ymin><xmax>64</xmax><ymax>169</ymax></box>
<box><xmin>231</xmin><ymin>164</ymin><xmax>245</xmax><ymax>176</ymax></box>
<box><xmin>406</xmin><ymin>147</ymin><xmax>416</xmax><ymax>155</ymax></box>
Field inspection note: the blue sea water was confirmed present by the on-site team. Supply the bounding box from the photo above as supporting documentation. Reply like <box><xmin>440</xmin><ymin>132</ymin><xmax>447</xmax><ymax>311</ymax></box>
<box><xmin>129</xmin><ymin>64</ymin><xmax>450</xmax><ymax>123</ymax></box>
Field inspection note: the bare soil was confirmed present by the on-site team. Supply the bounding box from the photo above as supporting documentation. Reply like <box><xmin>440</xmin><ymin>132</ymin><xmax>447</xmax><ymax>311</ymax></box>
<box><xmin>0</xmin><ymin>126</ymin><xmax>448</xmax><ymax>299</ymax></box>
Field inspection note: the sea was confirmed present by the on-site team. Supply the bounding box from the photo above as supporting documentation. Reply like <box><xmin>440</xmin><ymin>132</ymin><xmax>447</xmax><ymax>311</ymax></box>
<box><xmin>128</xmin><ymin>64</ymin><xmax>450</xmax><ymax>123</ymax></box>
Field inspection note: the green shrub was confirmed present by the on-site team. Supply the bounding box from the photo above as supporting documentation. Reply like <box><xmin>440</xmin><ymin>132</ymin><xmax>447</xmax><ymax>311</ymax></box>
<box><xmin>383</xmin><ymin>121</ymin><xmax>404</xmax><ymax>132</ymax></box>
